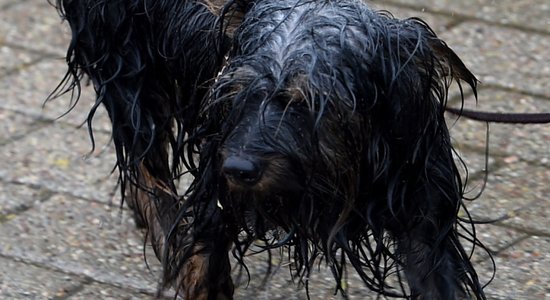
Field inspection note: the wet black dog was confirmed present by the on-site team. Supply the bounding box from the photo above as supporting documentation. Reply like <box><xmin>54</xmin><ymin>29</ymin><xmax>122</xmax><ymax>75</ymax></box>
<box><xmin>53</xmin><ymin>0</ymin><xmax>488</xmax><ymax>299</ymax></box>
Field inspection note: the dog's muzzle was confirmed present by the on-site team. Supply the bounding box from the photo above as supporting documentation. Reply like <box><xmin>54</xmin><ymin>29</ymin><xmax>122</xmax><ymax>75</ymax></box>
<box><xmin>222</xmin><ymin>155</ymin><xmax>263</xmax><ymax>186</ymax></box>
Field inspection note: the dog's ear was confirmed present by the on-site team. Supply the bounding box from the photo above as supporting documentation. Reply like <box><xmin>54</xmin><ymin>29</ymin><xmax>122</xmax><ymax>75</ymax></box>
<box><xmin>373</xmin><ymin>19</ymin><xmax>485</xmax><ymax>299</ymax></box>
<box><xmin>427</xmin><ymin>34</ymin><xmax>478</xmax><ymax>96</ymax></box>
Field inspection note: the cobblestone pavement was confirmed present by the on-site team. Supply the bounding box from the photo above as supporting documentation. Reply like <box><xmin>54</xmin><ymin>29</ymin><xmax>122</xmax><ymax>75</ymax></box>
<box><xmin>0</xmin><ymin>0</ymin><xmax>549</xmax><ymax>299</ymax></box>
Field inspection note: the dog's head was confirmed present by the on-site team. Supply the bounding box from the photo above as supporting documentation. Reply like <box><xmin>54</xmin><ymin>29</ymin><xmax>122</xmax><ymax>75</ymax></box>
<box><xmin>192</xmin><ymin>0</ymin><xmax>481</xmax><ymax>292</ymax></box>
<box><xmin>188</xmin><ymin>0</ymin><xmax>484</xmax><ymax>297</ymax></box>
<box><xmin>208</xmin><ymin>0</ymin><xmax>476</xmax><ymax>214</ymax></box>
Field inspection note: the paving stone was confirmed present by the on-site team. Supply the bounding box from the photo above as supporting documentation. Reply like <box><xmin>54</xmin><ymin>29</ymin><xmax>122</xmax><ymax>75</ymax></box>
<box><xmin>0</xmin><ymin>0</ymin><xmax>68</xmax><ymax>55</ymax></box>
<box><xmin>0</xmin><ymin>46</ymin><xmax>41</xmax><ymax>77</ymax></box>
<box><xmin>466</xmin><ymin>161</ymin><xmax>550</xmax><ymax>230</ymax></box>
<box><xmin>0</xmin><ymin>108</ymin><xmax>37</xmax><ymax>144</ymax></box>
<box><xmin>0</xmin><ymin>257</ymin><xmax>82</xmax><ymax>299</ymax></box>
<box><xmin>375</xmin><ymin>0</ymin><xmax>550</xmax><ymax>33</ymax></box>
<box><xmin>0</xmin><ymin>0</ymin><xmax>13</xmax><ymax>7</ymax></box>
<box><xmin>448</xmin><ymin>88</ymin><xmax>550</xmax><ymax>165</ymax></box>
<box><xmin>69</xmin><ymin>283</ymin><xmax>161</xmax><ymax>300</ymax></box>
<box><xmin>0</xmin><ymin>194</ymin><xmax>163</xmax><ymax>294</ymax></box>
<box><xmin>440</xmin><ymin>22</ymin><xmax>550</xmax><ymax>98</ymax></box>
<box><xmin>369</xmin><ymin>2</ymin><xmax>453</xmax><ymax>33</ymax></box>
<box><xmin>0</xmin><ymin>0</ymin><xmax>23</xmax><ymax>9</ymax></box>
<box><xmin>449</xmin><ymin>87</ymin><xmax>550</xmax><ymax>116</ymax></box>
<box><xmin>0</xmin><ymin>181</ymin><xmax>49</xmax><ymax>218</ymax></box>
<box><xmin>233</xmin><ymin>254</ymin><xmax>376</xmax><ymax>299</ymax></box>
<box><xmin>0</xmin><ymin>123</ymin><xmax>118</xmax><ymax>203</ymax></box>
<box><xmin>478</xmin><ymin>236</ymin><xmax>550</xmax><ymax>300</ymax></box>
<box><xmin>0</xmin><ymin>58</ymin><xmax>111</xmax><ymax>132</ymax></box>
<box><xmin>502</xmin><ymin>193</ymin><xmax>550</xmax><ymax>238</ymax></box>
<box><xmin>235</xmin><ymin>243</ymin><xmax>507</xmax><ymax>300</ymax></box>
<box><xmin>446</xmin><ymin>90</ymin><xmax>546</xmax><ymax>198</ymax></box>
<box><xmin>451</xmin><ymin>147</ymin><xmax>495</xmax><ymax>184</ymax></box>
<box><xmin>458</xmin><ymin>222</ymin><xmax>526</xmax><ymax>258</ymax></box>
<box><xmin>449</xmin><ymin>225</ymin><xmax>527</xmax><ymax>290</ymax></box>
<box><xmin>73</xmin><ymin>248</ymin><xmax>378</xmax><ymax>299</ymax></box>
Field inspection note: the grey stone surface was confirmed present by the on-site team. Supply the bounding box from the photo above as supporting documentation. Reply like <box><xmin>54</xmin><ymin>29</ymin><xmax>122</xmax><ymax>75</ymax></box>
<box><xmin>0</xmin><ymin>123</ymin><xmax>117</xmax><ymax>203</ymax></box>
<box><xmin>233</xmin><ymin>254</ymin><xmax>382</xmax><ymax>299</ymax></box>
<box><xmin>467</xmin><ymin>162</ymin><xmax>550</xmax><ymax>228</ymax></box>
<box><xmin>0</xmin><ymin>0</ymin><xmax>549</xmax><ymax>299</ymax></box>
<box><xmin>478</xmin><ymin>236</ymin><xmax>550</xmax><ymax>300</ymax></box>
<box><xmin>369</xmin><ymin>2</ymin><xmax>453</xmax><ymax>33</ymax></box>
<box><xmin>0</xmin><ymin>58</ymin><xmax>112</xmax><ymax>131</ymax></box>
<box><xmin>441</xmin><ymin>23</ymin><xmax>550</xmax><ymax>98</ymax></box>
<box><xmin>0</xmin><ymin>108</ymin><xmax>37</xmax><ymax>144</ymax></box>
<box><xmin>0</xmin><ymin>46</ymin><xmax>41</xmax><ymax>77</ymax></box>
<box><xmin>372</xmin><ymin>0</ymin><xmax>550</xmax><ymax>33</ymax></box>
<box><xmin>0</xmin><ymin>0</ymin><xmax>68</xmax><ymax>55</ymax></box>
<box><xmin>471</xmin><ymin>224</ymin><xmax>527</xmax><ymax>256</ymax></box>
<box><xmin>0</xmin><ymin>257</ymin><xmax>82</xmax><ymax>299</ymax></box>
<box><xmin>0</xmin><ymin>181</ymin><xmax>49</xmax><ymax>217</ymax></box>
<box><xmin>448</xmin><ymin>89</ymin><xmax>550</xmax><ymax>165</ymax></box>
<box><xmin>451</xmin><ymin>147</ymin><xmax>495</xmax><ymax>181</ymax></box>
<box><xmin>0</xmin><ymin>194</ymin><xmax>163</xmax><ymax>294</ymax></box>
<box><xmin>69</xmin><ymin>283</ymin><xmax>164</xmax><ymax>300</ymax></box>
<box><xmin>0</xmin><ymin>0</ymin><xmax>28</xmax><ymax>9</ymax></box>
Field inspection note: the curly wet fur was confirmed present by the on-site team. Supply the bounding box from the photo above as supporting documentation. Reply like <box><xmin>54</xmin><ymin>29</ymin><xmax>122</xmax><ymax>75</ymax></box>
<box><xmin>52</xmin><ymin>0</ymin><xmax>490</xmax><ymax>298</ymax></box>
<box><xmin>53</xmin><ymin>0</ymin><xmax>226</xmax><ymax>187</ymax></box>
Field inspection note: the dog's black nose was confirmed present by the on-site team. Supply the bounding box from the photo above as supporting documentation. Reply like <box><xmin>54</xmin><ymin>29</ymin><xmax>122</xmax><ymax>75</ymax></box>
<box><xmin>222</xmin><ymin>156</ymin><xmax>262</xmax><ymax>185</ymax></box>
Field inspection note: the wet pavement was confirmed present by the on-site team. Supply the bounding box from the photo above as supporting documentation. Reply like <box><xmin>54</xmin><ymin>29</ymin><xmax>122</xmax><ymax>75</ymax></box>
<box><xmin>0</xmin><ymin>0</ymin><xmax>549</xmax><ymax>299</ymax></box>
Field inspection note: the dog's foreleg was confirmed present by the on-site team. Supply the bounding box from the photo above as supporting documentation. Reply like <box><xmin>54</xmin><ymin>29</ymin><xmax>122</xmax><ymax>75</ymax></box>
<box><xmin>395</xmin><ymin>178</ymin><xmax>483</xmax><ymax>299</ymax></box>
<box><xmin>128</xmin><ymin>164</ymin><xmax>234</xmax><ymax>299</ymax></box>
<box><xmin>178</xmin><ymin>242</ymin><xmax>234</xmax><ymax>300</ymax></box>
<box><xmin>398</xmin><ymin>226</ymin><xmax>468</xmax><ymax>300</ymax></box>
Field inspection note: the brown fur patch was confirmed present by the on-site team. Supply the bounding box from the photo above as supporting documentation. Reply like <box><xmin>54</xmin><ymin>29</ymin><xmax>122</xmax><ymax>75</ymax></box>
<box><xmin>285</xmin><ymin>73</ymin><xmax>309</xmax><ymax>103</ymax></box>
<box><xmin>204</xmin><ymin>0</ymin><xmax>247</xmax><ymax>38</ymax></box>
<box><xmin>129</xmin><ymin>163</ymin><xmax>233</xmax><ymax>298</ymax></box>
<box><xmin>126</xmin><ymin>162</ymin><xmax>176</xmax><ymax>257</ymax></box>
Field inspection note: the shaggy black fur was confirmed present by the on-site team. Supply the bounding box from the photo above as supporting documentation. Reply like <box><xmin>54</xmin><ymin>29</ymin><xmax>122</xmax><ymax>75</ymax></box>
<box><xmin>52</xmin><ymin>0</ymin><xmax>490</xmax><ymax>299</ymax></box>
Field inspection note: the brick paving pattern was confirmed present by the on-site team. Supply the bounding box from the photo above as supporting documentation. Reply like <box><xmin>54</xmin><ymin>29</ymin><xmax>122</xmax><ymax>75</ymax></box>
<box><xmin>0</xmin><ymin>0</ymin><xmax>549</xmax><ymax>299</ymax></box>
